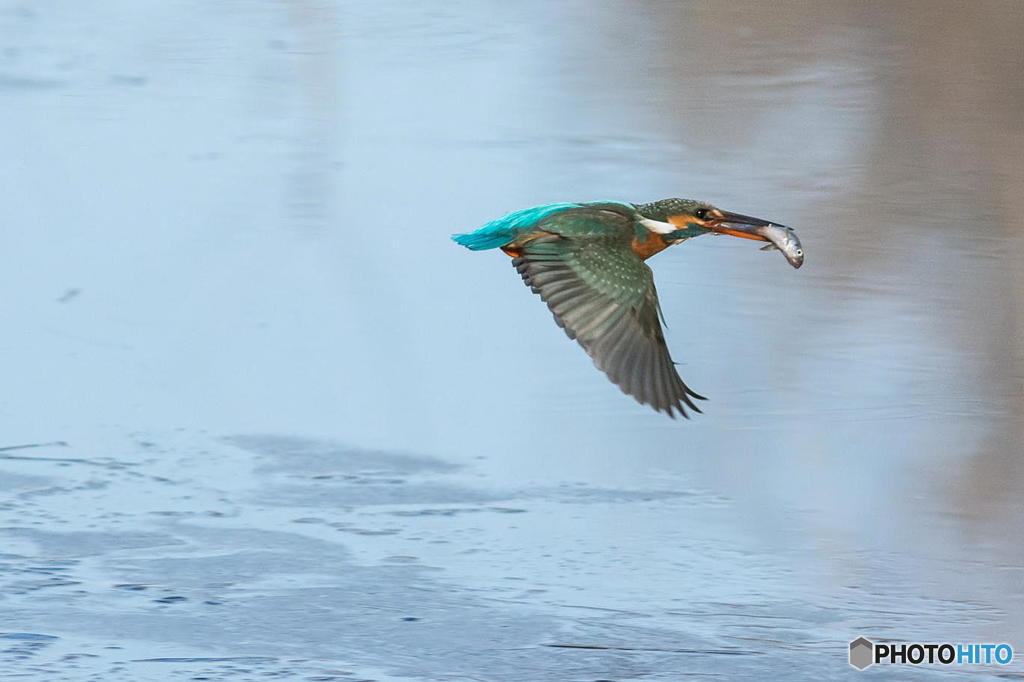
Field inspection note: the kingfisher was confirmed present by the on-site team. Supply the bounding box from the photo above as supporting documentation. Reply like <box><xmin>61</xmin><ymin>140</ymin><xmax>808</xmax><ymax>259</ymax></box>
<box><xmin>453</xmin><ymin>199</ymin><xmax>804</xmax><ymax>418</ymax></box>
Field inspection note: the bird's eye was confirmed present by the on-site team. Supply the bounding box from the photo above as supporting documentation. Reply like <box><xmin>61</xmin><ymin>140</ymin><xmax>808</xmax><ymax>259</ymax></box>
<box><xmin>694</xmin><ymin>209</ymin><xmax>709</xmax><ymax>220</ymax></box>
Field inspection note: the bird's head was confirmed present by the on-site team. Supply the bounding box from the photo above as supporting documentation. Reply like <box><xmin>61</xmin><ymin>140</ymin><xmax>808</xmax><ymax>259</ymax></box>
<box><xmin>635</xmin><ymin>198</ymin><xmax>803</xmax><ymax>268</ymax></box>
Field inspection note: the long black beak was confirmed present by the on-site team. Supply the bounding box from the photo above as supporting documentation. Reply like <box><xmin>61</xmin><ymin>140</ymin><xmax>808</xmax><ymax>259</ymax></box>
<box><xmin>707</xmin><ymin>211</ymin><xmax>779</xmax><ymax>241</ymax></box>
<box><xmin>708</xmin><ymin>210</ymin><xmax>804</xmax><ymax>268</ymax></box>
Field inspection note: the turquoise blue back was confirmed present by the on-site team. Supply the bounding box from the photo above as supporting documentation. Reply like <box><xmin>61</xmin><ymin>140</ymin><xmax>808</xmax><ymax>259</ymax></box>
<box><xmin>453</xmin><ymin>201</ymin><xmax>639</xmax><ymax>250</ymax></box>
<box><xmin>452</xmin><ymin>203</ymin><xmax>582</xmax><ymax>250</ymax></box>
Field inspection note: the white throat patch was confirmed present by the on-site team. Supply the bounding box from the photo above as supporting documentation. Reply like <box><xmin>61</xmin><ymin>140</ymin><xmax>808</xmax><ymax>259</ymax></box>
<box><xmin>638</xmin><ymin>217</ymin><xmax>677</xmax><ymax>235</ymax></box>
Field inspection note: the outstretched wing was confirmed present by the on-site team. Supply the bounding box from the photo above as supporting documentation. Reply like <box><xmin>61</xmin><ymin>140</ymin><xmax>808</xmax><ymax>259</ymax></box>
<box><xmin>512</xmin><ymin>216</ymin><xmax>706</xmax><ymax>418</ymax></box>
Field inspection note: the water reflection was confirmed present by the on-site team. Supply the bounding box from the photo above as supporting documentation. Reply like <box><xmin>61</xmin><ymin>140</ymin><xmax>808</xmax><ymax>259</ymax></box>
<box><xmin>1</xmin><ymin>0</ymin><xmax>1022</xmax><ymax>677</ymax></box>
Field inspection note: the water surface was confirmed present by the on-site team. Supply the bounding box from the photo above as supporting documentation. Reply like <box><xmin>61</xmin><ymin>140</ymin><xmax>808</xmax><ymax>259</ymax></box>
<box><xmin>1</xmin><ymin>1</ymin><xmax>1022</xmax><ymax>679</ymax></box>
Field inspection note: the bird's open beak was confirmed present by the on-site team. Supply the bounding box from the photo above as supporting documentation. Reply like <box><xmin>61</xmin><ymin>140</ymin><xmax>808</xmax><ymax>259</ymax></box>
<box><xmin>706</xmin><ymin>211</ymin><xmax>804</xmax><ymax>268</ymax></box>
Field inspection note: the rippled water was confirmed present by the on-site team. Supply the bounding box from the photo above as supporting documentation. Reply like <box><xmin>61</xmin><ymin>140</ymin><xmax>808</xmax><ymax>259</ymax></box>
<box><xmin>2</xmin><ymin>1</ymin><xmax>1022</xmax><ymax>680</ymax></box>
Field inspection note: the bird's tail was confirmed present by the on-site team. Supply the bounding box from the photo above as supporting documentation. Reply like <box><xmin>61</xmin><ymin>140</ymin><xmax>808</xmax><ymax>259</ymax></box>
<box><xmin>453</xmin><ymin>202</ymin><xmax>582</xmax><ymax>251</ymax></box>
<box><xmin>451</xmin><ymin>231</ymin><xmax>512</xmax><ymax>251</ymax></box>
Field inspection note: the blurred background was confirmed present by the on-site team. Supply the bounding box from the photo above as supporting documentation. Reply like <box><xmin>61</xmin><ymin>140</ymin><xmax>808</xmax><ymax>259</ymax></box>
<box><xmin>1</xmin><ymin>1</ymin><xmax>1022</xmax><ymax>679</ymax></box>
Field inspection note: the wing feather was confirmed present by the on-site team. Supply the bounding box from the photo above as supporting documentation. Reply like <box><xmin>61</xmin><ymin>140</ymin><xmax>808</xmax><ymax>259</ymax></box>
<box><xmin>512</xmin><ymin>219</ymin><xmax>706</xmax><ymax>418</ymax></box>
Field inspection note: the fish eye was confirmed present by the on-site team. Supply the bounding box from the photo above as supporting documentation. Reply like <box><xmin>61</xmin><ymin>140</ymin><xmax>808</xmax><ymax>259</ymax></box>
<box><xmin>694</xmin><ymin>208</ymin><xmax>709</xmax><ymax>219</ymax></box>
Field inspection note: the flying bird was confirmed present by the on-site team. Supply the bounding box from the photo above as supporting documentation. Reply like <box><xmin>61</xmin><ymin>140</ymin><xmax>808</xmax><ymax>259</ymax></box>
<box><xmin>453</xmin><ymin>199</ymin><xmax>803</xmax><ymax>418</ymax></box>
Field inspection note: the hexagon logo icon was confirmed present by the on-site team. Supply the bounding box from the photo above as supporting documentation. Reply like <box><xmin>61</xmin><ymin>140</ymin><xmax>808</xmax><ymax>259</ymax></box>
<box><xmin>849</xmin><ymin>637</ymin><xmax>874</xmax><ymax>670</ymax></box>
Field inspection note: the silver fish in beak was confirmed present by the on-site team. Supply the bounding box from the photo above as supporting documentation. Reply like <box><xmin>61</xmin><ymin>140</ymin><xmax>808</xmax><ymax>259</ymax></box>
<box><xmin>707</xmin><ymin>211</ymin><xmax>804</xmax><ymax>269</ymax></box>
<box><xmin>757</xmin><ymin>224</ymin><xmax>804</xmax><ymax>268</ymax></box>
